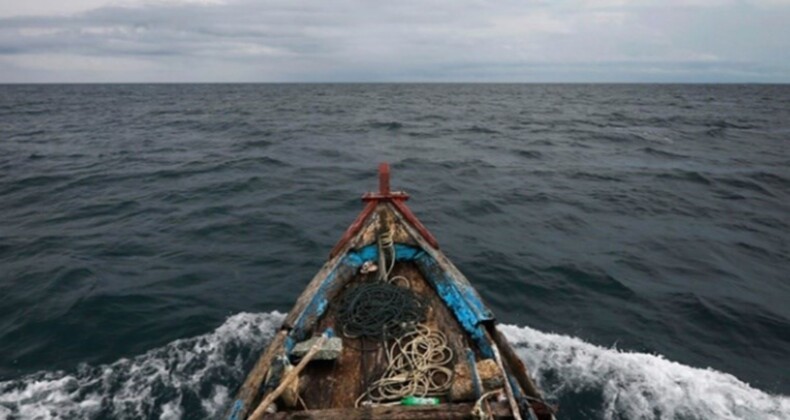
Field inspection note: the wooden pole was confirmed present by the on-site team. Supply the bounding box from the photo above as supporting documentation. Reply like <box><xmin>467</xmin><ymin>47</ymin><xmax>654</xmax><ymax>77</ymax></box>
<box><xmin>249</xmin><ymin>334</ymin><xmax>328</xmax><ymax>420</ymax></box>
<box><xmin>379</xmin><ymin>162</ymin><xmax>390</xmax><ymax>195</ymax></box>
<box><xmin>228</xmin><ymin>329</ymin><xmax>288</xmax><ymax>419</ymax></box>
<box><xmin>488</xmin><ymin>326</ymin><xmax>542</xmax><ymax>399</ymax></box>
<box><xmin>490</xmin><ymin>342</ymin><xmax>523</xmax><ymax>420</ymax></box>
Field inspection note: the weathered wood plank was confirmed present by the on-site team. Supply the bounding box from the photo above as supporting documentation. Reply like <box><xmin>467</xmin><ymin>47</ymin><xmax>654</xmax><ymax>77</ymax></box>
<box><xmin>296</xmin><ymin>261</ymin><xmax>476</xmax><ymax>411</ymax></box>
<box><xmin>357</xmin><ymin>205</ymin><xmax>417</xmax><ymax>249</ymax></box>
<box><xmin>300</xmin><ymin>310</ymin><xmax>363</xmax><ymax>409</ymax></box>
<box><xmin>396</xmin><ymin>263</ymin><xmax>471</xmax><ymax>362</ymax></box>
<box><xmin>388</xmin><ymin>202</ymin><xmax>494</xmax><ymax>323</ymax></box>
<box><xmin>250</xmin><ymin>335</ymin><xmax>329</xmax><ymax>420</ymax></box>
<box><xmin>488</xmin><ymin>325</ymin><xmax>556</xmax><ymax>420</ymax></box>
<box><xmin>282</xmin><ymin>257</ymin><xmax>345</xmax><ymax>330</ymax></box>
<box><xmin>488</xmin><ymin>338</ymin><xmax>522</xmax><ymax>420</ymax></box>
<box><xmin>284</xmin><ymin>205</ymin><xmax>382</xmax><ymax>330</ymax></box>
<box><xmin>487</xmin><ymin>325</ymin><xmax>542</xmax><ymax>400</ymax></box>
<box><xmin>264</xmin><ymin>402</ymin><xmax>513</xmax><ymax>419</ymax></box>
<box><xmin>236</xmin><ymin>173</ymin><xmax>552</xmax><ymax>420</ymax></box>
<box><xmin>329</xmin><ymin>201</ymin><xmax>378</xmax><ymax>258</ymax></box>
<box><xmin>228</xmin><ymin>330</ymin><xmax>288</xmax><ymax>420</ymax></box>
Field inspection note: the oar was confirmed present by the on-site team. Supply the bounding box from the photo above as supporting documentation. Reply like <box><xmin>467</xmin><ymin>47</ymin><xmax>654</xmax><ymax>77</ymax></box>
<box><xmin>249</xmin><ymin>333</ymin><xmax>328</xmax><ymax>420</ymax></box>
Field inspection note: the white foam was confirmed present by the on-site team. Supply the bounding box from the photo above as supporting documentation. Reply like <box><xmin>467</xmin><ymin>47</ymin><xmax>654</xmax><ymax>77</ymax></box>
<box><xmin>159</xmin><ymin>397</ymin><xmax>182</xmax><ymax>420</ymax></box>
<box><xmin>2</xmin><ymin>312</ymin><xmax>787</xmax><ymax>419</ymax></box>
<box><xmin>0</xmin><ymin>311</ymin><xmax>284</xmax><ymax>419</ymax></box>
<box><xmin>201</xmin><ymin>385</ymin><xmax>230</xmax><ymax>418</ymax></box>
<box><xmin>500</xmin><ymin>324</ymin><xmax>790</xmax><ymax>420</ymax></box>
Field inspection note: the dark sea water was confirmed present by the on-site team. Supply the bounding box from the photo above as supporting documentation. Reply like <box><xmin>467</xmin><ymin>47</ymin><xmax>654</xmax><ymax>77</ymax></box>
<box><xmin>0</xmin><ymin>84</ymin><xmax>788</xmax><ymax>419</ymax></box>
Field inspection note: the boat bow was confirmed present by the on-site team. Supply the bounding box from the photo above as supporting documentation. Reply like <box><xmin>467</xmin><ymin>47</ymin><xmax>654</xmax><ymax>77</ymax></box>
<box><xmin>230</xmin><ymin>163</ymin><xmax>555</xmax><ymax>420</ymax></box>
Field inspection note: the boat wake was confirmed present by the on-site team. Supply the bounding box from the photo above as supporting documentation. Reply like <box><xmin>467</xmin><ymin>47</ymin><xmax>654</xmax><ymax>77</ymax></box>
<box><xmin>1</xmin><ymin>312</ymin><xmax>787</xmax><ymax>420</ymax></box>
<box><xmin>501</xmin><ymin>325</ymin><xmax>790</xmax><ymax>420</ymax></box>
<box><xmin>0</xmin><ymin>312</ymin><xmax>284</xmax><ymax>420</ymax></box>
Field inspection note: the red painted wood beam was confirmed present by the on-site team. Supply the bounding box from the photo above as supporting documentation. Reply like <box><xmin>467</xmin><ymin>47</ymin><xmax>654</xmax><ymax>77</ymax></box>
<box><xmin>390</xmin><ymin>199</ymin><xmax>439</xmax><ymax>249</ymax></box>
<box><xmin>329</xmin><ymin>200</ymin><xmax>377</xmax><ymax>258</ymax></box>
<box><xmin>379</xmin><ymin>162</ymin><xmax>391</xmax><ymax>195</ymax></box>
<box><xmin>330</xmin><ymin>162</ymin><xmax>440</xmax><ymax>257</ymax></box>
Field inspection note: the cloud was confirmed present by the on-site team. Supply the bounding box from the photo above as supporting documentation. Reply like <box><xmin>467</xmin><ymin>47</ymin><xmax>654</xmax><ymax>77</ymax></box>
<box><xmin>0</xmin><ymin>0</ymin><xmax>788</xmax><ymax>82</ymax></box>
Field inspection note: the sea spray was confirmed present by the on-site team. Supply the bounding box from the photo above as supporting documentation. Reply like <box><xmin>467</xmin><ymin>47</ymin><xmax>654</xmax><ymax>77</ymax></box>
<box><xmin>1</xmin><ymin>312</ymin><xmax>788</xmax><ymax>419</ymax></box>
<box><xmin>0</xmin><ymin>312</ymin><xmax>284</xmax><ymax>420</ymax></box>
<box><xmin>500</xmin><ymin>324</ymin><xmax>790</xmax><ymax>420</ymax></box>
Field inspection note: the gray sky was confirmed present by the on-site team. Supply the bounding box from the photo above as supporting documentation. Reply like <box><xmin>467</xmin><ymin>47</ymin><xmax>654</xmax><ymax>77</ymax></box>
<box><xmin>1</xmin><ymin>0</ymin><xmax>788</xmax><ymax>83</ymax></box>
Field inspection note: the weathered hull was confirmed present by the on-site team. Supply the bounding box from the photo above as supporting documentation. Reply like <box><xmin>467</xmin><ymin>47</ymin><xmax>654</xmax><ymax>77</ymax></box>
<box><xmin>230</xmin><ymin>164</ymin><xmax>555</xmax><ymax>420</ymax></box>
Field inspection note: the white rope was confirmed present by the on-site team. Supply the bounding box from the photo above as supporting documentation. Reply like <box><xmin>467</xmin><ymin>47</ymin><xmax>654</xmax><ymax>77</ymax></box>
<box><xmin>356</xmin><ymin>324</ymin><xmax>454</xmax><ymax>406</ymax></box>
<box><xmin>378</xmin><ymin>231</ymin><xmax>413</xmax><ymax>288</ymax></box>
<box><xmin>377</xmin><ymin>231</ymin><xmax>395</xmax><ymax>282</ymax></box>
<box><xmin>471</xmin><ymin>389</ymin><xmax>504</xmax><ymax>420</ymax></box>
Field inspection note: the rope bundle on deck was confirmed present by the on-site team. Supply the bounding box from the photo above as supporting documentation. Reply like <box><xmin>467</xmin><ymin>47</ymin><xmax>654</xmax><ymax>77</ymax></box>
<box><xmin>340</xmin><ymin>231</ymin><xmax>455</xmax><ymax>407</ymax></box>
<box><xmin>337</xmin><ymin>282</ymin><xmax>427</xmax><ymax>340</ymax></box>
<box><xmin>356</xmin><ymin>324</ymin><xmax>454</xmax><ymax>406</ymax></box>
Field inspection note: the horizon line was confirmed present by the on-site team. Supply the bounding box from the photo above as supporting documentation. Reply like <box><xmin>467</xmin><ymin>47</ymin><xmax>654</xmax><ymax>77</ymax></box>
<box><xmin>2</xmin><ymin>81</ymin><xmax>789</xmax><ymax>85</ymax></box>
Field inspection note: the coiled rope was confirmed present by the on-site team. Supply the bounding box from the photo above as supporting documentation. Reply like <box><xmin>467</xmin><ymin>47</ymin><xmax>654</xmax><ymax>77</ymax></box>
<box><xmin>346</xmin><ymin>231</ymin><xmax>454</xmax><ymax>406</ymax></box>
<box><xmin>377</xmin><ymin>231</ymin><xmax>411</xmax><ymax>288</ymax></box>
<box><xmin>337</xmin><ymin>283</ymin><xmax>427</xmax><ymax>339</ymax></box>
<box><xmin>356</xmin><ymin>324</ymin><xmax>454</xmax><ymax>406</ymax></box>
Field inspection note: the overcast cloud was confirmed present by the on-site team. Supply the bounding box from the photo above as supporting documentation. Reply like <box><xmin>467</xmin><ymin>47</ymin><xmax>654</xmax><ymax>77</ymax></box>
<box><xmin>1</xmin><ymin>0</ymin><xmax>788</xmax><ymax>82</ymax></box>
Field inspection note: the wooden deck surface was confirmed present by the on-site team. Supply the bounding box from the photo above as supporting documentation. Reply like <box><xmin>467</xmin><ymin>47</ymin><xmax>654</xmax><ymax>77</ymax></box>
<box><xmin>265</xmin><ymin>401</ymin><xmax>514</xmax><ymax>419</ymax></box>
<box><xmin>294</xmin><ymin>262</ymin><xmax>475</xmax><ymax>411</ymax></box>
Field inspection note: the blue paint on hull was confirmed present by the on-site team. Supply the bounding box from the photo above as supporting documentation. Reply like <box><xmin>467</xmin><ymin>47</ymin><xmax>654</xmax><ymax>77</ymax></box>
<box><xmin>345</xmin><ymin>243</ymin><xmax>426</xmax><ymax>266</ymax></box>
<box><xmin>290</xmin><ymin>244</ymin><xmax>426</xmax><ymax>342</ymax></box>
<box><xmin>287</xmin><ymin>243</ymin><xmax>496</xmax><ymax>361</ymax></box>
<box><xmin>414</xmin><ymin>253</ymin><xmax>495</xmax><ymax>358</ymax></box>
<box><xmin>228</xmin><ymin>399</ymin><xmax>243</xmax><ymax>420</ymax></box>
<box><xmin>466</xmin><ymin>348</ymin><xmax>482</xmax><ymax>399</ymax></box>
<box><xmin>235</xmin><ymin>242</ymin><xmax>510</xmax><ymax>420</ymax></box>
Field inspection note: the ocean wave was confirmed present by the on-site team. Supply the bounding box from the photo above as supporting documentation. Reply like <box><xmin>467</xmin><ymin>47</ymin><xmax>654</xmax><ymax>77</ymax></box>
<box><xmin>0</xmin><ymin>312</ymin><xmax>284</xmax><ymax>420</ymax></box>
<box><xmin>641</xmin><ymin>147</ymin><xmax>688</xmax><ymax>159</ymax></box>
<box><xmin>655</xmin><ymin>171</ymin><xmax>713</xmax><ymax>185</ymax></box>
<box><xmin>368</xmin><ymin>121</ymin><xmax>403</xmax><ymax>130</ymax></box>
<box><xmin>463</xmin><ymin>125</ymin><xmax>501</xmax><ymax>134</ymax></box>
<box><xmin>715</xmin><ymin>177</ymin><xmax>776</xmax><ymax>197</ymax></box>
<box><xmin>514</xmin><ymin>150</ymin><xmax>543</xmax><ymax>159</ymax></box>
<box><xmin>502</xmin><ymin>324</ymin><xmax>790</xmax><ymax>420</ymax></box>
<box><xmin>2</xmin><ymin>311</ymin><xmax>788</xmax><ymax>419</ymax></box>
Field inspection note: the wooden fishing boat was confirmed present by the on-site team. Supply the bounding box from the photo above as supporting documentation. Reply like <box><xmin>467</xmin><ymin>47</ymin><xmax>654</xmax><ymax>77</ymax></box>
<box><xmin>228</xmin><ymin>164</ymin><xmax>556</xmax><ymax>420</ymax></box>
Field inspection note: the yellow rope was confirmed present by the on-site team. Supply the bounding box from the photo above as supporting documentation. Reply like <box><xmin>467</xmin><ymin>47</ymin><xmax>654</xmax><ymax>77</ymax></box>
<box><xmin>356</xmin><ymin>324</ymin><xmax>454</xmax><ymax>406</ymax></box>
<box><xmin>471</xmin><ymin>388</ymin><xmax>504</xmax><ymax>420</ymax></box>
